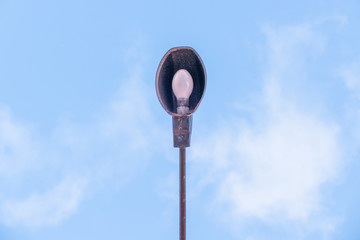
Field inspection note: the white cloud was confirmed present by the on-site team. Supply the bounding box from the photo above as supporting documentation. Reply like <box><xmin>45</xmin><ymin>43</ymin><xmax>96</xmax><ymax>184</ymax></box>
<box><xmin>1</xmin><ymin>177</ymin><xmax>87</xmax><ymax>227</ymax></box>
<box><xmin>191</xmin><ymin>20</ymin><xmax>343</xmax><ymax>234</ymax></box>
<box><xmin>0</xmin><ymin>106</ymin><xmax>38</xmax><ymax>178</ymax></box>
<box><xmin>0</xmin><ymin>43</ymin><xmax>165</xmax><ymax>227</ymax></box>
<box><xmin>51</xmin><ymin>62</ymin><xmax>167</xmax><ymax>185</ymax></box>
<box><xmin>339</xmin><ymin>60</ymin><xmax>360</xmax><ymax>94</ymax></box>
<box><xmin>214</xmin><ymin>109</ymin><xmax>338</xmax><ymax>221</ymax></box>
<box><xmin>338</xmin><ymin>59</ymin><xmax>360</xmax><ymax>145</ymax></box>
<box><xmin>98</xmin><ymin>64</ymin><xmax>159</xmax><ymax>151</ymax></box>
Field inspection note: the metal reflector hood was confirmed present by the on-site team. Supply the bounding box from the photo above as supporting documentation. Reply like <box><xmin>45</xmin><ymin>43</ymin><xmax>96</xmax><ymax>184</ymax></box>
<box><xmin>155</xmin><ymin>46</ymin><xmax>206</xmax><ymax>116</ymax></box>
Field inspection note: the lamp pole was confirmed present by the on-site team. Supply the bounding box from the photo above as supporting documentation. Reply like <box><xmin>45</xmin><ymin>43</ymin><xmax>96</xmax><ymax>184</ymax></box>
<box><xmin>156</xmin><ymin>47</ymin><xmax>206</xmax><ymax>240</ymax></box>
<box><xmin>180</xmin><ymin>147</ymin><xmax>186</xmax><ymax>240</ymax></box>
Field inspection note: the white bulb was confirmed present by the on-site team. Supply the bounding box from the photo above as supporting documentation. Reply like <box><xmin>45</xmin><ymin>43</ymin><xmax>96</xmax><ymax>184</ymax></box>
<box><xmin>172</xmin><ymin>69</ymin><xmax>193</xmax><ymax>114</ymax></box>
<box><xmin>172</xmin><ymin>69</ymin><xmax>193</xmax><ymax>100</ymax></box>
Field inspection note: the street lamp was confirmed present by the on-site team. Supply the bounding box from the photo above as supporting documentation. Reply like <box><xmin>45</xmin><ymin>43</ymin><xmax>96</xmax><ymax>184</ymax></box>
<box><xmin>155</xmin><ymin>47</ymin><xmax>206</xmax><ymax>240</ymax></box>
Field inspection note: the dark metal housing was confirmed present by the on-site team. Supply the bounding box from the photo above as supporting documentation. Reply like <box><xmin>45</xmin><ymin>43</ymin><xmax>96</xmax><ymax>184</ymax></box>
<box><xmin>156</xmin><ymin>47</ymin><xmax>206</xmax><ymax>148</ymax></box>
<box><xmin>155</xmin><ymin>47</ymin><xmax>207</xmax><ymax>117</ymax></box>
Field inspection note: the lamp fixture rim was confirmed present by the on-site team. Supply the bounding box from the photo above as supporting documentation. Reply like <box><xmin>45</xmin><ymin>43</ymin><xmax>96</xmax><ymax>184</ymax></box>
<box><xmin>155</xmin><ymin>46</ymin><xmax>207</xmax><ymax>117</ymax></box>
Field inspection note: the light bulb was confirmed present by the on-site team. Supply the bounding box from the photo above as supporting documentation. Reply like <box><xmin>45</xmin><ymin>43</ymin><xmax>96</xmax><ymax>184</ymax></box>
<box><xmin>172</xmin><ymin>69</ymin><xmax>193</xmax><ymax>114</ymax></box>
<box><xmin>172</xmin><ymin>69</ymin><xmax>193</xmax><ymax>99</ymax></box>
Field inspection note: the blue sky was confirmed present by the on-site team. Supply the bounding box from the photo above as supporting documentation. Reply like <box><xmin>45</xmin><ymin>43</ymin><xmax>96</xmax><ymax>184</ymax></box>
<box><xmin>1</xmin><ymin>0</ymin><xmax>360</xmax><ymax>239</ymax></box>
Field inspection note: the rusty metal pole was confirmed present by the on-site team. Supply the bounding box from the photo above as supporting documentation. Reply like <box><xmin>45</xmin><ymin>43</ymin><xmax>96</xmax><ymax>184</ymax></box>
<box><xmin>172</xmin><ymin>115</ymin><xmax>191</xmax><ymax>240</ymax></box>
<box><xmin>180</xmin><ymin>147</ymin><xmax>186</xmax><ymax>240</ymax></box>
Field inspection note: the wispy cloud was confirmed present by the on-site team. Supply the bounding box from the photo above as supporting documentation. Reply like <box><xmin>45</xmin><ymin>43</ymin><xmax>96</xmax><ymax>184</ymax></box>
<box><xmin>0</xmin><ymin>41</ymin><xmax>164</xmax><ymax>227</ymax></box>
<box><xmin>191</xmin><ymin>19</ymin><xmax>345</xmax><ymax>237</ymax></box>
<box><xmin>0</xmin><ymin>106</ymin><xmax>38</xmax><ymax>178</ymax></box>
<box><xmin>339</xmin><ymin>59</ymin><xmax>360</xmax><ymax>95</ymax></box>
<box><xmin>1</xmin><ymin>177</ymin><xmax>87</xmax><ymax>227</ymax></box>
<box><xmin>52</xmin><ymin>62</ymin><xmax>162</xmax><ymax>185</ymax></box>
<box><xmin>338</xmin><ymin>59</ymin><xmax>360</xmax><ymax>144</ymax></box>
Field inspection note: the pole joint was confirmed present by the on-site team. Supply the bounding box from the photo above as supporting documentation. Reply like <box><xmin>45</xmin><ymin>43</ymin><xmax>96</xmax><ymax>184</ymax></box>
<box><xmin>173</xmin><ymin>115</ymin><xmax>192</xmax><ymax>148</ymax></box>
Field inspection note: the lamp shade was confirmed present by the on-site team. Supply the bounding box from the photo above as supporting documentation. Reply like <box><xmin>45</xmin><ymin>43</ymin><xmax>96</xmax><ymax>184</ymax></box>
<box><xmin>155</xmin><ymin>47</ymin><xmax>206</xmax><ymax>116</ymax></box>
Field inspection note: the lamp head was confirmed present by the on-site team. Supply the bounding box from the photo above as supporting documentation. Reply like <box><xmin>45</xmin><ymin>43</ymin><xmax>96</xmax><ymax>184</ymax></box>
<box><xmin>155</xmin><ymin>47</ymin><xmax>206</xmax><ymax>117</ymax></box>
